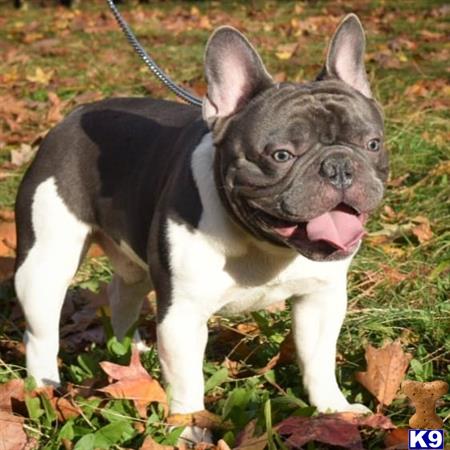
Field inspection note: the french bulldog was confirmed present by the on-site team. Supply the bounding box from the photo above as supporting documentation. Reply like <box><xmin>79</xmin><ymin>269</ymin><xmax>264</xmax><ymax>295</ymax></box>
<box><xmin>15</xmin><ymin>13</ymin><xmax>388</xmax><ymax>442</ymax></box>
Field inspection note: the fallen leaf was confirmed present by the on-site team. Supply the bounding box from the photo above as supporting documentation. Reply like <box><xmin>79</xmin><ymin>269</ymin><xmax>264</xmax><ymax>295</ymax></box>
<box><xmin>10</xmin><ymin>143</ymin><xmax>36</xmax><ymax>167</ymax></box>
<box><xmin>332</xmin><ymin>412</ymin><xmax>395</xmax><ymax>430</ymax></box>
<box><xmin>52</xmin><ymin>396</ymin><xmax>82</xmax><ymax>421</ymax></box>
<box><xmin>46</xmin><ymin>92</ymin><xmax>67</xmax><ymax>124</ymax></box>
<box><xmin>26</xmin><ymin>67</ymin><xmax>54</xmax><ymax>85</ymax></box>
<box><xmin>420</xmin><ymin>30</ymin><xmax>445</xmax><ymax>41</ymax></box>
<box><xmin>0</xmin><ymin>95</ymin><xmax>34</xmax><ymax>132</ymax></box>
<box><xmin>0</xmin><ymin>256</ymin><xmax>16</xmax><ymax>282</ymax></box>
<box><xmin>99</xmin><ymin>345</ymin><xmax>168</xmax><ymax>418</ymax></box>
<box><xmin>384</xmin><ymin>427</ymin><xmax>409</xmax><ymax>449</ymax></box>
<box><xmin>265</xmin><ymin>300</ymin><xmax>286</xmax><ymax>313</ymax></box>
<box><xmin>217</xmin><ymin>440</ymin><xmax>231</xmax><ymax>450</ymax></box>
<box><xmin>278</xmin><ymin>330</ymin><xmax>296</xmax><ymax>364</ymax></box>
<box><xmin>275</xmin><ymin>43</ymin><xmax>298</xmax><ymax>60</ymax></box>
<box><xmin>0</xmin><ymin>210</ymin><xmax>15</xmax><ymax>222</ymax></box>
<box><xmin>380</xmin><ymin>265</ymin><xmax>408</xmax><ymax>284</ymax></box>
<box><xmin>411</xmin><ymin>216</ymin><xmax>433</xmax><ymax>244</ymax></box>
<box><xmin>0</xmin><ymin>379</ymin><xmax>25</xmax><ymax>413</ymax></box>
<box><xmin>140</xmin><ymin>436</ymin><xmax>175</xmax><ymax>450</ymax></box>
<box><xmin>235</xmin><ymin>419</ymin><xmax>267</xmax><ymax>450</ymax></box>
<box><xmin>276</xmin><ymin>415</ymin><xmax>363</xmax><ymax>449</ymax></box>
<box><xmin>0</xmin><ymin>411</ymin><xmax>30</xmax><ymax>450</ymax></box>
<box><xmin>273</xmin><ymin>72</ymin><xmax>287</xmax><ymax>83</ymax></box>
<box><xmin>167</xmin><ymin>410</ymin><xmax>232</xmax><ymax>430</ymax></box>
<box><xmin>0</xmin><ymin>222</ymin><xmax>17</xmax><ymax>257</ymax></box>
<box><xmin>60</xmin><ymin>285</ymin><xmax>109</xmax><ymax>351</ymax></box>
<box><xmin>356</xmin><ymin>340</ymin><xmax>412</xmax><ymax>410</ymax></box>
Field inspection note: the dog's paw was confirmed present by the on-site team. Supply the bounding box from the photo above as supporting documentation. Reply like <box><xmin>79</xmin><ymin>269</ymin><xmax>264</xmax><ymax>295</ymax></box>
<box><xmin>178</xmin><ymin>426</ymin><xmax>213</xmax><ymax>447</ymax></box>
<box><xmin>315</xmin><ymin>397</ymin><xmax>371</xmax><ymax>415</ymax></box>
<box><xmin>340</xmin><ymin>402</ymin><xmax>372</xmax><ymax>415</ymax></box>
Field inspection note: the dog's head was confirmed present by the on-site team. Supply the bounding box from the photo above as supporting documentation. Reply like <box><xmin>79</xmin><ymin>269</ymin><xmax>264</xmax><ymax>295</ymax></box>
<box><xmin>203</xmin><ymin>14</ymin><xmax>388</xmax><ymax>261</ymax></box>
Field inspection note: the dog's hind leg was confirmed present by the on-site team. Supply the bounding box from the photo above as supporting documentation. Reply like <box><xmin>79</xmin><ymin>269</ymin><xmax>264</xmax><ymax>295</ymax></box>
<box><xmin>15</xmin><ymin>177</ymin><xmax>90</xmax><ymax>386</ymax></box>
<box><xmin>107</xmin><ymin>274</ymin><xmax>151</xmax><ymax>350</ymax></box>
<box><xmin>95</xmin><ymin>232</ymin><xmax>151</xmax><ymax>349</ymax></box>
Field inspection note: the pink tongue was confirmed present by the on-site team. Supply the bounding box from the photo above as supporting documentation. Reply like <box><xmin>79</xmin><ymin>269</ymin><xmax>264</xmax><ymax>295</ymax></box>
<box><xmin>306</xmin><ymin>210</ymin><xmax>364</xmax><ymax>251</ymax></box>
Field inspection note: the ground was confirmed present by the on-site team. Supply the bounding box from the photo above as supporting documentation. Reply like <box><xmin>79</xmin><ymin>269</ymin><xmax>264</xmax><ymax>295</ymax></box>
<box><xmin>0</xmin><ymin>1</ymin><xmax>448</xmax><ymax>449</ymax></box>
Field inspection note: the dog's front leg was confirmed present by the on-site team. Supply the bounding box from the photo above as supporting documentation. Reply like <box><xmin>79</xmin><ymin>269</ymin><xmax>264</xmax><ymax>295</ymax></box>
<box><xmin>157</xmin><ymin>303</ymin><xmax>212</xmax><ymax>443</ymax></box>
<box><xmin>292</xmin><ymin>283</ymin><xmax>370</xmax><ymax>414</ymax></box>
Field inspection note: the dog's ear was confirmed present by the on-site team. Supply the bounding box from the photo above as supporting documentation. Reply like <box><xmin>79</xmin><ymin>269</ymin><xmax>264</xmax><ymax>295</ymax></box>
<box><xmin>203</xmin><ymin>26</ymin><xmax>272</xmax><ymax>126</ymax></box>
<box><xmin>319</xmin><ymin>14</ymin><xmax>372</xmax><ymax>98</ymax></box>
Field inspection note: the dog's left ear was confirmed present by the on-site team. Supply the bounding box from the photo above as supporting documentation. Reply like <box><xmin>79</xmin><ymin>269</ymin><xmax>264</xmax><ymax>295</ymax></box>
<box><xmin>203</xmin><ymin>26</ymin><xmax>273</xmax><ymax>127</ymax></box>
<box><xmin>320</xmin><ymin>14</ymin><xmax>372</xmax><ymax>98</ymax></box>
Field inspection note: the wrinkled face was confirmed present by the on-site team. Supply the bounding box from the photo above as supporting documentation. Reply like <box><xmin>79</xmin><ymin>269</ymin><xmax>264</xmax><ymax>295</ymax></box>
<box><xmin>214</xmin><ymin>81</ymin><xmax>387</xmax><ymax>261</ymax></box>
<box><xmin>203</xmin><ymin>16</ymin><xmax>388</xmax><ymax>261</ymax></box>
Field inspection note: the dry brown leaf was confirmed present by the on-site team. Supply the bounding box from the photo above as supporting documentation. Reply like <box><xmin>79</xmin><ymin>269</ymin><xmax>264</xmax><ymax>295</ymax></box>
<box><xmin>0</xmin><ymin>410</ymin><xmax>33</xmax><ymax>450</ymax></box>
<box><xmin>384</xmin><ymin>427</ymin><xmax>409</xmax><ymax>449</ymax></box>
<box><xmin>411</xmin><ymin>216</ymin><xmax>433</xmax><ymax>244</ymax></box>
<box><xmin>0</xmin><ymin>210</ymin><xmax>15</xmax><ymax>222</ymax></box>
<box><xmin>0</xmin><ymin>256</ymin><xmax>16</xmax><ymax>282</ymax></box>
<box><xmin>420</xmin><ymin>30</ymin><xmax>445</xmax><ymax>41</ymax></box>
<box><xmin>0</xmin><ymin>222</ymin><xmax>16</xmax><ymax>257</ymax></box>
<box><xmin>265</xmin><ymin>300</ymin><xmax>286</xmax><ymax>313</ymax></box>
<box><xmin>52</xmin><ymin>396</ymin><xmax>82</xmax><ymax>421</ymax></box>
<box><xmin>140</xmin><ymin>435</ymin><xmax>175</xmax><ymax>450</ymax></box>
<box><xmin>279</xmin><ymin>330</ymin><xmax>296</xmax><ymax>365</ymax></box>
<box><xmin>380</xmin><ymin>265</ymin><xmax>408</xmax><ymax>284</ymax></box>
<box><xmin>216</xmin><ymin>440</ymin><xmax>231</xmax><ymax>450</ymax></box>
<box><xmin>356</xmin><ymin>340</ymin><xmax>412</xmax><ymax>410</ymax></box>
<box><xmin>167</xmin><ymin>410</ymin><xmax>232</xmax><ymax>430</ymax></box>
<box><xmin>234</xmin><ymin>419</ymin><xmax>267</xmax><ymax>450</ymax></box>
<box><xmin>0</xmin><ymin>95</ymin><xmax>32</xmax><ymax>130</ymax></box>
<box><xmin>0</xmin><ymin>379</ymin><xmax>25</xmax><ymax>413</ymax></box>
<box><xmin>235</xmin><ymin>434</ymin><xmax>268</xmax><ymax>450</ymax></box>
<box><xmin>332</xmin><ymin>412</ymin><xmax>395</xmax><ymax>430</ymax></box>
<box><xmin>47</xmin><ymin>92</ymin><xmax>67</xmax><ymax>124</ymax></box>
<box><xmin>276</xmin><ymin>415</ymin><xmax>363</xmax><ymax>450</ymax></box>
<box><xmin>99</xmin><ymin>345</ymin><xmax>168</xmax><ymax>418</ymax></box>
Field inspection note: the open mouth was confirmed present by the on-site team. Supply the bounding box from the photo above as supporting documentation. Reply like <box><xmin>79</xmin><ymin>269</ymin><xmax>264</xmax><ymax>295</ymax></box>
<box><xmin>258</xmin><ymin>203</ymin><xmax>367</xmax><ymax>255</ymax></box>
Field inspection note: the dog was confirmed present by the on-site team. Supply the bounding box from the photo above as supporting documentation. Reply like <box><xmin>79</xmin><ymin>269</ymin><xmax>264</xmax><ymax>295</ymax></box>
<box><xmin>15</xmin><ymin>13</ymin><xmax>388</xmax><ymax>441</ymax></box>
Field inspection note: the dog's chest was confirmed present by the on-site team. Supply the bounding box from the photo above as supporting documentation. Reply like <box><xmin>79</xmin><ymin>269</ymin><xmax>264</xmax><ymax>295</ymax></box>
<box><xmin>166</xmin><ymin>217</ymin><xmax>346</xmax><ymax>316</ymax></box>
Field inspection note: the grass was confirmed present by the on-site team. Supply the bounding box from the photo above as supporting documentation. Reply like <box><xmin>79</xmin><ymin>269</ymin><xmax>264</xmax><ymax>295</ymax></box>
<box><xmin>0</xmin><ymin>1</ymin><xmax>449</xmax><ymax>449</ymax></box>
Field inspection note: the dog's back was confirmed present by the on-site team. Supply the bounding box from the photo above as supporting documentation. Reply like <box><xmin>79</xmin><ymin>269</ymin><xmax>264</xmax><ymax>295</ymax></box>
<box><xmin>15</xmin><ymin>97</ymin><xmax>205</xmax><ymax>268</ymax></box>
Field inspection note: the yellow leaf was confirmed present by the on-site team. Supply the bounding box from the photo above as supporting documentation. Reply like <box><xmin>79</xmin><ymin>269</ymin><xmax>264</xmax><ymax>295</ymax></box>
<box><xmin>275</xmin><ymin>43</ymin><xmax>298</xmax><ymax>60</ymax></box>
<box><xmin>26</xmin><ymin>67</ymin><xmax>54</xmax><ymax>85</ymax></box>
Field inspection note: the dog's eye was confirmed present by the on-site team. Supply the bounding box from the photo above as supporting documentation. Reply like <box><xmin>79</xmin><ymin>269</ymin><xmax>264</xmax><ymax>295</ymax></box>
<box><xmin>367</xmin><ymin>138</ymin><xmax>381</xmax><ymax>152</ymax></box>
<box><xmin>272</xmin><ymin>150</ymin><xmax>294</xmax><ymax>162</ymax></box>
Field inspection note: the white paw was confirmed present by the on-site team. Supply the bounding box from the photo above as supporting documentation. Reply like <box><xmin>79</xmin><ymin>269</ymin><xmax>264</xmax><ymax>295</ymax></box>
<box><xmin>317</xmin><ymin>401</ymin><xmax>371</xmax><ymax>415</ymax></box>
<box><xmin>340</xmin><ymin>402</ymin><xmax>372</xmax><ymax>414</ymax></box>
<box><xmin>178</xmin><ymin>426</ymin><xmax>213</xmax><ymax>447</ymax></box>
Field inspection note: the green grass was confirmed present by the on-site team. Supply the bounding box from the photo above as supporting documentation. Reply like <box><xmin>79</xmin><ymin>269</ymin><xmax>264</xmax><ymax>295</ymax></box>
<box><xmin>0</xmin><ymin>1</ymin><xmax>448</xmax><ymax>449</ymax></box>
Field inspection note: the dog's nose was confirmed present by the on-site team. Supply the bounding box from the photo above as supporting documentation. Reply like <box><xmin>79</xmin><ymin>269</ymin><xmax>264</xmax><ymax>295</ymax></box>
<box><xmin>320</xmin><ymin>155</ymin><xmax>353</xmax><ymax>189</ymax></box>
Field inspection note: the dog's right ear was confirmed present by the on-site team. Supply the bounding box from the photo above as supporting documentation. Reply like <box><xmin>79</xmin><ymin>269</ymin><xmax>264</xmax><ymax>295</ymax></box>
<box><xmin>203</xmin><ymin>27</ymin><xmax>273</xmax><ymax>127</ymax></box>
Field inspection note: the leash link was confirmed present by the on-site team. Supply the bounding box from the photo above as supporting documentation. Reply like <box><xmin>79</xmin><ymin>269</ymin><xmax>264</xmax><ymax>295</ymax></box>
<box><xmin>106</xmin><ymin>0</ymin><xmax>203</xmax><ymax>107</ymax></box>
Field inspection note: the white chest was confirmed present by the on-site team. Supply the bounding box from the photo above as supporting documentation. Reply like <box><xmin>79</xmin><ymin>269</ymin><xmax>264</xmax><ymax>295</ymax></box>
<box><xmin>167</xmin><ymin>218</ymin><xmax>350</xmax><ymax>316</ymax></box>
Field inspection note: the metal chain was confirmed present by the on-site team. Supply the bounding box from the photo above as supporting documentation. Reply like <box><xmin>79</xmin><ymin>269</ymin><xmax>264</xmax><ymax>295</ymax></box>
<box><xmin>106</xmin><ymin>0</ymin><xmax>203</xmax><ymax>107</ymax></box>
